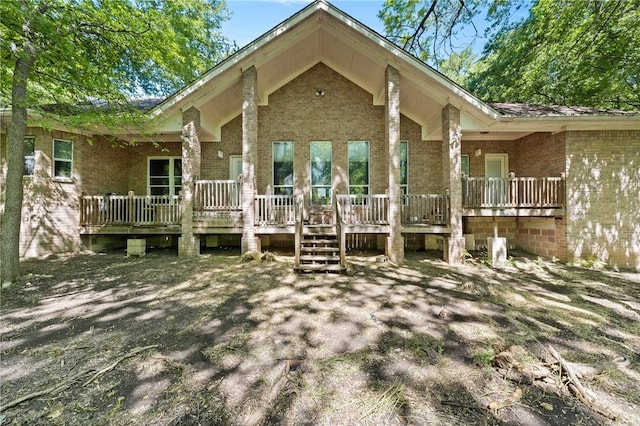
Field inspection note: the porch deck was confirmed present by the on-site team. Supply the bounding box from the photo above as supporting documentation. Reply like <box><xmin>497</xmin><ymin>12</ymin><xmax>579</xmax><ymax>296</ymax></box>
<box><xmin>80</xmin><ymin>176</ymin><xmax>565</xmax><ymax>235</ymax></box>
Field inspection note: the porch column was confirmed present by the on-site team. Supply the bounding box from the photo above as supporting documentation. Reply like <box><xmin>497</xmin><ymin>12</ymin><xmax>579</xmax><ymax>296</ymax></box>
<box><xmin>241</xmin><ymin>66</ymin><xmax>260</xmax><ymax>253</ymax></box>
<box><xmin>178</xmin><ymin>106</ymin><xmax>202</xmax><ymax>257</ymax></box>
<box><xmin>442</xmin><ymin>104</ymin><xmax>465</xmax><ymax>263</ymax></box>
<box><xmin>385</xmin><ymin>65</ymin><xmax>404</xmax><ymax>263</ymax></box>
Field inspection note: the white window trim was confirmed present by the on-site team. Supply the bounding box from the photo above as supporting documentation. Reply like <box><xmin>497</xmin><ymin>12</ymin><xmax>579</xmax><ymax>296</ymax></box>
<box><xmin>272</xmin><ymin>141</ymin><xmax>294</xmax><ymax>195</ymax></box>
<box><xmin>229</xmin><ymin>155</ymin><xmax>243</xmax><ymax>180</ymax></box>
<box><xmin>52</xmin><ymin>138</ymin><xmax>73</xmax><ymax>181</ymax></box>
<box><xmin>461</xmin><ymin>154</ymin><xmax>470</xmax><ymax>177</ymax></box>
<box><xmin>24</xmin><ymin>136</ymin><xmax>35</xmax><ymax>177</ymax></box>
<box><xmin>348</xmin><ymin>140</ymin><xmax>370</xmax><ymax>195</ymax></box>
<box><xmin>310</xmin><ymin>140</ymin><xmax>332</xmax><ymax>206</ymax></box>
<box><xmin>400</xmin><ymin>140</ymin><xmax>408</xmax><ymax>197</ymax></box>
<box><xmin>147</xmin><ymin>156</ymin><xmax>182</xmax><ymax>196</ymax></box>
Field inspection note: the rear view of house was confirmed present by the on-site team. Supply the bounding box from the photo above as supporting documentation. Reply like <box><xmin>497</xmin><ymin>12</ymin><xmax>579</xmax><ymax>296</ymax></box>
<box><xmin>1</xmin><ymin>1</ymin><xmax>639</xmax><ymax>271</ymax></box>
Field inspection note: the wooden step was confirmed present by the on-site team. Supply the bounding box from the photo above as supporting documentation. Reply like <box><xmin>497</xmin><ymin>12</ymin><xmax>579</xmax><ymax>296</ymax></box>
<box><xmin>294</xmin><ymin>264</ymin><xmax>345</xmax><ymax>273</ymax></box>
<box><xmin>303</xmin><ymin>225</ymin><xmax>336</xmax><ymax>236</ymax></box>
<box><xmin>299</xmin><ymin>255</ymin><xmax>340</xmax><ymax>262</ymax></box>
<box><xmin>301</xmin><ymin>238</ymin><xmax>338</xmax><ymax>245</ymax></box>
<box><xmin>301</xmin><ymin>246</ymin><xmax>339</xmax><ymax>253</ymax></box>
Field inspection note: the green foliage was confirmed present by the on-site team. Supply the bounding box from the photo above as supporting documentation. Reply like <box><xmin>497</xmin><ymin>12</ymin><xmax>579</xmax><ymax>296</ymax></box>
<box><xmin>468</xmin><ymin>0</ymin><xmax>640</xmax><ymax>110</ymax></box>
<box><xmin>0</xmin><ymin>0</ymin><xmax>235</xmax><ymax>123</ymax></box>
<box><xmin>380</xmin><ymin>0</ymin><xmax>640</xmax><ymax>110</ymax></box>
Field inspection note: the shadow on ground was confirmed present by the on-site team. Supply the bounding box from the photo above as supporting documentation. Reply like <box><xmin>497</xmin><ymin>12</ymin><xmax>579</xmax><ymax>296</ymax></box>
<box><xmin>1</xmin><ymin>248</ymin><xmax>639</xmax><ymax>425</ymax></box>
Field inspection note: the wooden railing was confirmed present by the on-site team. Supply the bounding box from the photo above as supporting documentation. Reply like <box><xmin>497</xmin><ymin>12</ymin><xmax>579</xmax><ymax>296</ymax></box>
<box><xmin>402</xmin><ymin>194</ymin><xmax>450</xmax><ymax>225</ymax></box>
<box><xmin>194</xmin><ymin>180</ymin><xmax>241</xmax><ymax>212</ymax></box>
<box><xmin>336</xmin><ymin>194</ymin><xmax>389</xmax><ymax>225</ymax></box>
<box><xmin>80</xmin><ymin>193</ymin><xmax>181</xmax><ymax>226</ymax></box>
<box><xmin>294</xmin><ymin>194</ymin><xmax>304</xmax><ymax>268</ymax></box>
<box><xmin>463</xmin><ymin>177</ymin><xmax>565</xmax><ymax>208</ymax></box>
<box><xmin>254</xmin><ymin>194</ymin><xmax>296</xmax><ymax>226</ymax></box>
<box><xmin>334</xmin><ymin>191</ymin><xmax>346</xmax><ymax>267</ymax></box>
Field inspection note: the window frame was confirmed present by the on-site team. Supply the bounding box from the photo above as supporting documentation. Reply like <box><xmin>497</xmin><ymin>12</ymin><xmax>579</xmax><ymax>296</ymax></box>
<box><xmin>348</xmin><ymin>140</ymin><xmax>370</xmax><ymax>195</ymax></box>
<box><xmin>310</xmin><ymin>140</ymin><xmax>332</xmax><ymax>206</ymax></box>
<box><xmin>24</xmin><ymin>136</ymin><xmax>35</xmax><ymax>177</ymax></box>
<box><xmin>272</xmin><ymin>141</ymin><xmax>294</xmax><ymax>196</ymax></box>
<box><xmin>52</xmin><ymin>138</ymin><xmax>73</xmax><ymax>180</ymax></box>
<box><xmin>461</xmin><ymin>154</ymin><xmax>470</xmax><ymax>177</ymax></box>
<box><xmin>147</xmin><ymin>157</ymin><xmax>182</xmax><ymax>196</ymax></box>
<box><xmin>400</xmin><ymin>140</ymin><xmax>408</xmax><ymax>198</ymax></box>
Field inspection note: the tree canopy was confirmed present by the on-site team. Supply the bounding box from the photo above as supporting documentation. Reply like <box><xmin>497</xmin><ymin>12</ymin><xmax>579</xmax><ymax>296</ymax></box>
<box><xmin>0</xmin><ymin>0</ymin><xmax>234</xmax><ymax>283</ymax></box>
<box><xmin>1</xmin><ymin>0</ymin><xmax>234</xmax><ymax>119</ymax></box>
<box><xmin>379</xmin><ymin>0</ymin><xmax>640</xmax><ymax>110</ymax></box>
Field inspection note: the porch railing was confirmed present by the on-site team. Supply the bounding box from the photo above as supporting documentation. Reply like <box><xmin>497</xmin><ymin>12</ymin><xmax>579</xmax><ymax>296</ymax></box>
<box><xmin>402</xmin><ymin>194</ymin><xmax>450</xmax><ymax>225</ymax></box>
<box><xmin>336</xmin><ymin>194</ymin><xmax>389</xmax><ymax>225</ymax></box>
<box><xmin>80</xmin><ymin>193</ymin><xmax>181</xmax><ymax>226</ymax></box>
<box><xmin>254</xmin><ymin>194</ymin><xmax>297</xmax><ymax>226</ymax></box>
<box><xmin>194</xmin><ymin>180</ymin><xmax>241</xmax><ymax>212</ymax></box>
<box><xmin>463</xmin><ymin>177</ymin><xmax>565</xmax><ymax>208</ymax></box>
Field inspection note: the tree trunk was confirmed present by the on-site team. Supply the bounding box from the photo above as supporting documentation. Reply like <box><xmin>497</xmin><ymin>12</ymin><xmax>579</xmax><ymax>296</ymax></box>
<box><xmin>1</xmin><ymin>43</ymin><xmax>36</xmax><ymax>284</ymax></box>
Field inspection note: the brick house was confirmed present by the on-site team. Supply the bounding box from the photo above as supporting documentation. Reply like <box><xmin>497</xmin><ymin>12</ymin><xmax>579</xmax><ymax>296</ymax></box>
<box><xmin>1</xmin><ymin>1</ymin><xmax>639</xmax><ymax>271</ymax></box>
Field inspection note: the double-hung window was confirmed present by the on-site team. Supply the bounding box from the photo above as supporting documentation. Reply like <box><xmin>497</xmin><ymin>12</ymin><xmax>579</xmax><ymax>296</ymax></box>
<box><xmin>310</xmin><ymin>141</ymin><xmax>332</xmax><ymax>205</ymax></box>
<box><xmin>24</xmin><ymin>137</ymin><xmax>35</xmax><ymax>177</ymax></box>
<box><xmin>53</xmin><ymin>139</ymin><xmax>73</xmax><ymax>179</ymax></box>
<box><xmin>148</xmin><ymin>157</ymin><xmax>182</xmax><ymax>195</ymax></box>
<box><xmin>400</xmin><ymin>140</ymin><xmax>408</xmax><ymax>198</ymax></box>
<box><xmin>273</xmin><ymin>141</ymin><xmax>294</xmax><ymax>195</ymax></box>
<box><xmin>348</xmin><ymin>141</ymin><xmax>369</xmax><ymax>195</ymax></box>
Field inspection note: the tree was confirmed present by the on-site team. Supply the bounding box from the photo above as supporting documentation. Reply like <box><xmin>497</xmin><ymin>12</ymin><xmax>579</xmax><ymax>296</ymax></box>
<box><xmin>468</xmin><ymin>0</ymin><xmax>640</xmax><ymax>110</ymax></box>
<box><xmin>378</xmin><ymin>0</ymin><xmax>526</xmax><ymax>67</ymax></box>
<box><xmin>379</xmin><ymin>0</ymin><xmax>640</xmax><ymax>110</ymax></box>
<box><xmin>0</xmin><ymin>0</ymin><xmax>234</xmax><ymax>283</ymax></box>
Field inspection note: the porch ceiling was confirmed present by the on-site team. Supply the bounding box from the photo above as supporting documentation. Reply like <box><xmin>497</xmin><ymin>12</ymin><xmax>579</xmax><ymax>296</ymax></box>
<box><xmin>151</xmin><ymin>4</ymin><xmax>500</xmax><ymax>142</ymax></box>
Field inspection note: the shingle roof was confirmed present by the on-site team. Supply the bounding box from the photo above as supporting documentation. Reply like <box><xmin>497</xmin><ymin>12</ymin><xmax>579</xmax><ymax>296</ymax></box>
<box><xmin>488</xmin><ymin>102</ymin><xmax>640</xmax><ymax>117</ymax></box>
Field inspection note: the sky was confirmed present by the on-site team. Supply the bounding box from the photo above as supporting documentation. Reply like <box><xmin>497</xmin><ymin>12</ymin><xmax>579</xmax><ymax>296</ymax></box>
<box><xmin>222</xmin><ymin>0</ymin><xmax>387</xmax><ymax>49</ymax></box>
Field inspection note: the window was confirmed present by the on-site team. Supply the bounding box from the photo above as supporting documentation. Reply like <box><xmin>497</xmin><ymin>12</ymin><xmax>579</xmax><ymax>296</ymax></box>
<box><xmin>273</xmin><ymin>142</ymin><xmax>294</xmax><ymax>195</ymax></box>
<box><xmin>53</xmin><ymin>139</ymin><xmax>73</xmax><ymax>179</ymax></box>
<box><xmin>148</xmin><ymin>157</ymin><xmax>182</xmax><ymax>195</ymax></box>
<box><xmin>24</xmin><ymin>137</ymin><xmax>35</xmax><ymax>176</ymax></box>
<box><xmin>461</xmin><ymin>154</ymin><xmax>470</xmax><ymax>177</ymax></box>
<box><xmin>348</xmin><ymin>141</ymin><xmax>369</xmax><ymax>195</ymax></box>
<box><xmin>310</xmin><ymin>141</ymin><xmax>332</xmax><ymax>205</ymax></box>
<box><xmin>400</xmin><ymin>140</ymin><xmax>408</xmax><ymax>197</ymax></box>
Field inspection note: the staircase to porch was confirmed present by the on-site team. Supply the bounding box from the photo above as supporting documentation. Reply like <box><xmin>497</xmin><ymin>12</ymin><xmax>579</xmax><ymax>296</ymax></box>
<box><xmin>294</xmin><ymin>224</ymin><xmax>345</xmax><ymax>273</ymax></box>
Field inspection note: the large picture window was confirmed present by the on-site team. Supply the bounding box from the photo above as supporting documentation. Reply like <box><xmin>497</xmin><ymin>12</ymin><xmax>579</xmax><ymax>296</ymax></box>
<box><xmin>148</xmin><ymin>157</ymin><xmax>182</xmax><ymax>195</ymax></box>
<box><xmin>53</xmin><ymin>139</ymin><xmax>73</xmax><ymax>179</ymax></box>
<box><xmin>400</xmin><ymin>140</ymin><xmax>408</xmax><ymax>197</ymax></box>
<box><xmin>24</xmin><ymin>137</ymin><xmax>35</xmax><ymax>176</ymax></box>
<box><xmin>273</xmin><ymin>141</ymin><xmax>294</xmax><ymax>195</ymax></box>
<box><xmin>348</xmin><ymin>141</ymin><xmax>369</xmax><ymax>195</ymax></box>
<box><xmin>310</xmin><ymin>141</ymin><xmax>332</xmax><ymax>205</ymax></box>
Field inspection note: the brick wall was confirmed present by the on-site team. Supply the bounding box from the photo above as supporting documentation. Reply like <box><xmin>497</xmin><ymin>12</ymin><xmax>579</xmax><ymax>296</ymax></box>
<box><xmin>565</xmin><ymin>130</ymin><xmax>640</xmax><ymax>270</ymax></box>
<box><xmin>515</xmin><ymin>132</ymin><xmax>566</xmax><ymax>177</ymax></box>
<box><xmin>212</xmin><ymin>63</ymin><xmax>435</xmax><ymax>197</ymax></box>
<box><xmin>516</xmin><ymin>217</ymin><xmax>562</xmax><ymax>258</ymax></box>
<box><xmin>461</xmin><ymin>139</ymin><xmax>517</xmax><ymax>176</ymax></box>
<box><xmin>464</xmin><ymin>217</ymin><xmax>517</xmax><ymax>249</ymax></box>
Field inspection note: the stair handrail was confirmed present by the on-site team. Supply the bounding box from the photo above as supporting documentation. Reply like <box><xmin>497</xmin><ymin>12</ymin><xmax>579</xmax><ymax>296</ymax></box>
<box><xmin>294</xmin><ymin>193</ymin><xmax>304</xmax><ymax>268</ymax></box>
<box><xmin>334</xmin><ymin>190</ymin><xmax>346</xmax><ymax>268</ymax></box>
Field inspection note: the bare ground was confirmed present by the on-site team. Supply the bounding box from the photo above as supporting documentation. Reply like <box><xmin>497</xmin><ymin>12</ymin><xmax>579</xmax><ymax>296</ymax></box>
<box><xmin>1</xmin><ymin>247</ymin><xmax>639</xmax><ymax>425</ymax></box>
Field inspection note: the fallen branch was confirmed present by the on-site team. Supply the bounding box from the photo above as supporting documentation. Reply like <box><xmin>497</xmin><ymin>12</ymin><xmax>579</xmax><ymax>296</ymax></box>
<box><xmin>83</xmin><ymin>345</ymin><xmax>158</xmax><ymax>386</ymax></box>
<box><xmin>0</xmin><ymin>345</ymin><xmax>158</xmax><ymax>412</ymax></box>
<box><xmin>548</xmin><ymin>345</ymin><xmax>617</xmax><ymax>420</ymax></box>
<box><xmin>548</xmin><ymin>345</ymin><xmax>594</xmax><ymax>403</ymax></box>
<box><xmin>0</xmin><ymin>368</ymin><xmax>94</xmax><ymax>411</ymax></box>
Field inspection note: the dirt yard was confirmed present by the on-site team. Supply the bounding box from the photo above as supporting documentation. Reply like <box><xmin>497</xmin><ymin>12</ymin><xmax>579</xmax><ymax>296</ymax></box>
<box><xmin>1</xmin><ymin>247</ymin><xmax>639</xmax><ymax>425</ymax></box>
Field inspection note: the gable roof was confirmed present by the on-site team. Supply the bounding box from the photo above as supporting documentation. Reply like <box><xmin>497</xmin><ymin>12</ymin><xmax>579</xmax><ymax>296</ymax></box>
<box><xmin>144</xmin><ymin>0</ymin><xmax>639</xmax><ymax>142</ymax></box>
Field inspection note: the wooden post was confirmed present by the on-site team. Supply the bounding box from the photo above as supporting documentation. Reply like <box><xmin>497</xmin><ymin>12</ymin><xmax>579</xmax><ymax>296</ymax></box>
<box><xmin>241</xmin><ymin>66</ymin><xmax>260</xmax><ymax>253</ymax></box>
<box><xmin>385</xmin><ymin>65</ymin><xmax>404</xmax><ymax>263</ymax></box>
<box><xmin>442</xmin><ymin>104</ymin><xmax>465</xmax><ymax>263</ymax></box>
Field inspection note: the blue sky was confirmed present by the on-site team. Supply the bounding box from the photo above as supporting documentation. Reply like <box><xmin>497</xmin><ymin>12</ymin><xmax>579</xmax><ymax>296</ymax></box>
<box><xmin>222</xmin><ymin>0</ymin><xmax>386</xmax><ymax>48</ymax></box>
